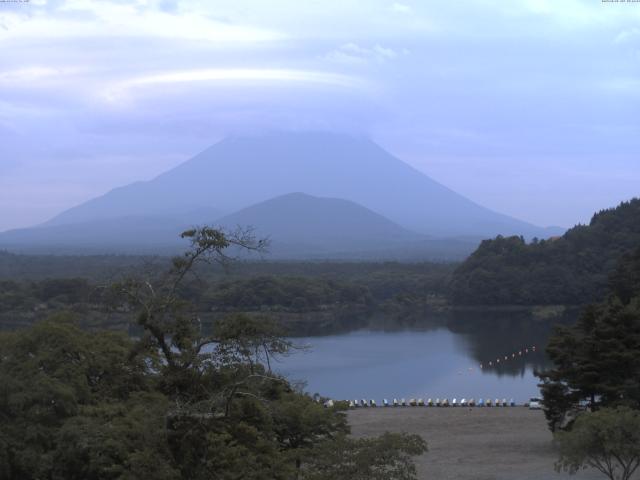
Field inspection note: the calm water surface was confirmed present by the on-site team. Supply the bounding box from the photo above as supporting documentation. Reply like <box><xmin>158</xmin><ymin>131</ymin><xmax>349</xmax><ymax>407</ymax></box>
<box><xmin>275</xmin><ymin>326</ymin><xmax>551</xmax><ymax>403</ymax></box>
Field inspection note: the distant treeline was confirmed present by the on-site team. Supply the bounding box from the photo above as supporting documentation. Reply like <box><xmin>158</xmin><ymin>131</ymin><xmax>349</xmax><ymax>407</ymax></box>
<box><xmin>4</xmin><ymin>198</ymin><xmax>639</xmax><ymax>315</ymax></box>
<box><xmin>449</xmin><ymin>199</ymin><xmax>640</xmax><ymax>305</ymax></box>
<box><xmin>0</xmin><ymin>260</ymin><xmax>455</xmax><ymax>335</ymax></box>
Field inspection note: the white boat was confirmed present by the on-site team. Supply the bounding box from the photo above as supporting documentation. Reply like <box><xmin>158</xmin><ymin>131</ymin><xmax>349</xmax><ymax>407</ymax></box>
<box><xmin>452</xmin><ymin>398</ymin><xmax>458</xmax><ymax>407</ymax></box>
<box><xmin>418</xmin><ymin>398</ymin><xmax>424</xmax><ymax>406</ymax></box>
<box><xmin>383</xmin><ymin>398</ymin><xmax>389</xmax><ymax>407</ymax></box>
<box><xmin>435</xmin><ymin>398</ymin><xmax>441</xmax><ymax>406</ymax></box>
<box><xmin>477</xmin><ymin>399</ymin><xmax>484</xmax><ymax>407</ymax></box>
<box><xmin>393</xmin><ymin>398</ymin><xmax>399</xmax><ymax>407</ymax></box>
<box><xmin>501</xmin><ymin>398</ymin><xmax>507</xmax><ymax>407</ymax></box>
<box><xmin>354</xmin><ymin>399</ymin><xmax>360</xmax><ymax>408</ymax></box>
<box><xmin>469</xmin><ymin>398</ymin><xmax>475</xmax><ymax>407</ymax></box>
<box><xmin>427</xmin><ymin>398</ymin><xmax>433</xmax><ymax>406</ymax></box>
<box><xmin>401</xmin><ymin>398</ymin><xmax>407</xmax><ymax>407</ymax></box>
<box><xmin>324</xmin><ymin>399</ymin><xmax>334</xmax><ymax>408</ymax></box>
<box><xmin>409</xmin><ymin>398</ymin><xmax>417</xmax><ymax>406</ymax></box>
<box><xmin>348</xmin><ymin>400</ymin><xmax>355</xmax><ymax>408</ymax></box>
<box><xmin>370</xmin><ymin>399</ymin><xmax>377</xmax><ymax>407</ymax></box>
<box><xmin>460</xmin><ymin>398</ymin><xmax>467</xmax><ymax>407</ymax></box>
<box><xmin>486</xmin><ymin>398</ymin><xmax>492</xmax><ymax>407</ymax></box>
<box><xmin>443</xmin><ymin>398</ymin><xmax>450</xmax><ymax>407</ymax></box>
<box><xmin>361</xmin><ymin>399</ymin><xmax>368</xmax><ymax>407</ymax></box>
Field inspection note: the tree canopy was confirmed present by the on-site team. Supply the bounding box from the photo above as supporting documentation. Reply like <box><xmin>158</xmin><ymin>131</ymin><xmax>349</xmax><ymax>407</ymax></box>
<box><xmin>537</xmin><ymin>246</ymin><xmax>640</xmax><ymax>431</ymax></box>
<box><xmin>555</xmin><ymin>407</ymin><xmax>640</xmax><ymax>480</ymax></box>
<box><xmin>0</xmin><ymin>227</ymin><xmax>427</xmax><ymax>479</ymax></box>
<box><xmin>450</xmin><ymin>199</ymin><xmax>640</xmax><ymax>305</ymax></box>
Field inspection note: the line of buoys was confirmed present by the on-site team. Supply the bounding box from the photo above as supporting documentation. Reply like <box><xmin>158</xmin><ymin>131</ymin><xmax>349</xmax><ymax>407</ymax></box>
<box><xmin>479</xmin><ymin>345</ymin><xmax>537</xmax><ymax>370</ymax></box>
<box><xmin>342</xmin><ymin>397</ymin><xmax>518</xmax><ymax>408</ymax></box>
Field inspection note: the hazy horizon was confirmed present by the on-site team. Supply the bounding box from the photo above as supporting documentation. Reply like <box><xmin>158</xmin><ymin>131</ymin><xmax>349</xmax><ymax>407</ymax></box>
<box><xmin>2</xmin><ymin>0</ymin><xmax>639</xmax><ymax>232</ymax></box>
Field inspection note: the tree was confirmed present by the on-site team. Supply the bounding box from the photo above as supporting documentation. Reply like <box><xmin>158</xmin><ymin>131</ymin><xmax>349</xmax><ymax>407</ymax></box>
<box><xmin>214</xmin><ymin>313</ymin><xmax>293</xmax><ymax>373</ymax></box>
<box><xmin>114</xmin><ymin>226</ymin><xmax>268</xmax><ymax>381</ymax></box>
<box><xmin>450</xmin><ymin>199</ymin><xmax>640</xmax><ymax>306</ymax></box>
<box><xmin>110</xmin><ymin>226</ymin><xmax>428</xmax><ymax>479</ymax></box>
<box><xmin>0</xmin><ymin>315</ymin><xmax>170</xmax><ymax>480</ymax></box>
<box><xmin>537</xmin><ymin>248</ymin><xmax>640</xmax><ymax>431</ymax></box>
<box><xmin>301</xmin><ymin>432</ymin><xmax>427</xmax><ymax>480</ymax></box>
<box><xmin>555</xmin><ymin>407</ymin><xmax>640</xmax><ymax>480</ymax></box>
<box><xmin>1</xmin><ymin>226</ymin><xmax>428</xmax><ymax>479</ymax></box>
<box><xmin>271</xmin><ymin>391</ymin><xmax>349</xmax><ymax>474</ymax></box>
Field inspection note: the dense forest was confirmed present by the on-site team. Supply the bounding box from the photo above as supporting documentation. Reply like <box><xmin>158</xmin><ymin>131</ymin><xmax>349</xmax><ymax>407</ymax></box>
<box><xmin>538</xmin><ymin>246</ymin><xmax>640</xmax><ymax>431</ymax></box>
<box><xmin>0</xmin><ymin>256</ymin><xmax>454</xmax><ymax>336</ymax></box>
<box><xmin>3</xmin><ymin>198</ymin><xmax>639</xmax><ymax>328</ymax></box>
<box><xmin>0</xmin><ymin>228</ymin><xmax>427</xmax><ymax>479</ymax></box>
<box><xmin>449</xmin><ymin>199</ymin><xmax>640</xmax><ymax>305</ymax></box>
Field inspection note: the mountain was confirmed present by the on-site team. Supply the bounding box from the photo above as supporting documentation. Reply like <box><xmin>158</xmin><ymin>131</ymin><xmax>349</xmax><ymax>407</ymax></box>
<box><xmin>449</xmin><ymin>198</ymin><xmax>640</xmax><ymax>305</ymax></box>
<box><xmin>215</xmin><ymin>192</ymin><xmax>468</xmax><ymax>259</ymax></box>
<box><xmin>0</xmin><ymin>216</ymin><xmax>190</xmax><ymax>254</ymax></box>
<box><xmin>217</xmin><ymin>192</ymin><xmax>417</xmax><ymax>249</ymax></box>
<box><xmin>0</xmin><ymin>192</ymin><xmax>479</xmax><ymax>259</ymax></box>
<box><xmin>43</xmin><ymin>131</ymin><xmax>558</xmax><ymax>238</ymax></box>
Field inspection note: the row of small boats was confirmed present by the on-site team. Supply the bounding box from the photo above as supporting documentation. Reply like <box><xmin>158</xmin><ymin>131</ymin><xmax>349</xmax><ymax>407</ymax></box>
<box><xmin>345</xmin><ymin>398</ymin><xmax>517</xmax><ymax>408</ymax></box>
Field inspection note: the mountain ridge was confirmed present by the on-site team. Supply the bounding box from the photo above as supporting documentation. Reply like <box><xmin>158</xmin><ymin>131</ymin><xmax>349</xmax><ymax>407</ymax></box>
<box><xmin>0</xmin><ymin>191</ymin><xmax>481</xmax><ymax>260</ymax></box>
<box><xmin>43</xmin><ymin>131</ymin><xmax>559</xmax><ymax>238</ymax></box>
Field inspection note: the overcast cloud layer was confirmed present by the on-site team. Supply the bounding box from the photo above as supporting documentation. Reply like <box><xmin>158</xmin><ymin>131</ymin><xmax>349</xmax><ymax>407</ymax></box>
<box><xmin>1</xmin><ymin>0</ymin><xmax>639</xmax><ymax>232</ymax></box>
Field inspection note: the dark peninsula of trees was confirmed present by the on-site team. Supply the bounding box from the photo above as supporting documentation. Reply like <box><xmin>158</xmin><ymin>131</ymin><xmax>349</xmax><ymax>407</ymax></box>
<box><xmin>0</xmin><ymin>256</ymin><xmax>454</xmax><ymax>335</ymax></box>
<box><xmin>449</xmin><ymin>199</ymin><xmax>640</xmax><ymax>306</ymax></box>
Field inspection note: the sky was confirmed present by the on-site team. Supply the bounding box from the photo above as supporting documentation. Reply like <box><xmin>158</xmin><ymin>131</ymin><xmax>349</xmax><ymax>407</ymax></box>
<box><xmin>1</xmin><ymin>0</ymin><xmax>639</xmax><ymax>232</ymax></box>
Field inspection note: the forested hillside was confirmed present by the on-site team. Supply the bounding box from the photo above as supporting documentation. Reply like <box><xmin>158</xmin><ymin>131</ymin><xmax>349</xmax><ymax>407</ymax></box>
<box><xmin>0</xmin><ymin>261</ymin><xmax>453</xmax><ymax>335</ymax></box>
<box><xmin>449</xmin><ymin>199</ymin><xmax>640</xmax><ymax>305</ymax></box>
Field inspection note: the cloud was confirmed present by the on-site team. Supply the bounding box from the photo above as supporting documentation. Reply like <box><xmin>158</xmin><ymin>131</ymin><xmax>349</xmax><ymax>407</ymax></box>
<box><xmin>0</xmin><ymin>1</ymin><xmax>285</xmax><ymax>45</ymax></box>
<box><xmin>103</xmin><ymin>68</ymin><xmax>369</xmax><ymax>103</ymax></box>
<box><xmin>324</xmin><ymin>43</ymin><xmax>405</xmax><ymax>64</ymax></box>
<box><xmin>391</xmin><ymin>3</ymin><xmax>412</xmax><ymax>14</ymax></box>
<box><xmin>0</xmin><ymin>66</ymin><xmax>85</xmax><ymax>85</ymax></box>
<box><xmin>614</xmin><ymin>28</ymin><xmax>640</xmax><ymax>44</ymax></box>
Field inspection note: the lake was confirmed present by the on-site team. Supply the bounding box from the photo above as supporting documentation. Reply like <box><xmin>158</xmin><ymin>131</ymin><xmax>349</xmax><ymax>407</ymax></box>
<box><xmin>275</xmin><ymin>319</ymin><xmax>556</xmax><ymax>403</ymax></box>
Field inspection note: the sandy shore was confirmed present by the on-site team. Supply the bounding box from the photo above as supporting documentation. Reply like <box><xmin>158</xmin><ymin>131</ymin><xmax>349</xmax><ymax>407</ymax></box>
<box><xmin>348</xmin><ymin>407</ymin><xmax>608</xmax><ymax>480</ymax></box>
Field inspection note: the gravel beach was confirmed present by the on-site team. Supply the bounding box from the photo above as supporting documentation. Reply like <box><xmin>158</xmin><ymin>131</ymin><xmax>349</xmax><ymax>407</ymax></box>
<box><xmin>348</xmin><ymin>407</ymin><xmax>610</xmax><ymax>480</ymax></box>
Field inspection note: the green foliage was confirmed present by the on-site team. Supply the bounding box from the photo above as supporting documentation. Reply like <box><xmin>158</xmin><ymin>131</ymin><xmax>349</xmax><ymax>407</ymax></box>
<box><xmin>0</xmin><ymin>260</ymin><xmax>454</xmax><ymax>336</ymax></box>
<box><xmin>0</xmin><ymin>227</ymin><xmax>428</xmax><ymax>479</ymax></box>
<box><xmin>555</xmin><ymin>407</ymin><xmax>640</xmax><ymax>480</ymax></box>
<box><xmin>609</xmin><ymin>247</ymin><xmax>640</xmax><ymax>305</ymax></box>
<box><xmin>450</xmin><ymin>199</ymin><xmax>640</xmax><ymax>305</ymax></box>
<box><xmin>538</xmin><ymin>247</ymin><xmax>640</xmax><ymax>431</ymax></box>
<box><xmin>0</xmin><ymin>317</ymin><xmax>156</xmax><ymax>479</ymax></box>
<box><xmin>301</xmin><ymin>432</ymin><xmax>427</xmax><ymax>480</ymax></box>
<box><xmin>204</xmin><ymin>276</ymin><xmax>373</xmax><ymax>311</ymax></box>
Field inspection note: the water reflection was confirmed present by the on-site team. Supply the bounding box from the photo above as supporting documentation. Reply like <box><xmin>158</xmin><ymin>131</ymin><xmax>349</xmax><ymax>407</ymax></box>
<box><xmin>276</xmin><ymin>311</ymin><xmax>579</xmax><ymax>403</ymax></box>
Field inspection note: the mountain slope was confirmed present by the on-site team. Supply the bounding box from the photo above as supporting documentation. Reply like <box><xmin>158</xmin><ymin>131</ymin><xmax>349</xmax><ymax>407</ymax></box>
<box><xmin>0</xmin><ymin>192</ymin><xmax>480</xmax><ymax>259</ymax></box>
<box><xmin>449</xmin><ymin>198</ymin><xmax>640</xmax><ymax>305</ymax></box>
<box><xmin>44</xmin><ymin>131</ymin><xmax>557</xmax><ymax>238</ymax></box>
<box><xmin>217</xmin><ymin>192</ymin><xmax>419</xmax><ymax>249</ymax></box>
<box><xmin>0</xmin><ymin>216</ymin><xmax>190</xmax><ymax>254</ymax></box>
<box><xmin>0</xmin><ymin>203</ymin><xmax>226</xmax><ymax>254</ymax></box>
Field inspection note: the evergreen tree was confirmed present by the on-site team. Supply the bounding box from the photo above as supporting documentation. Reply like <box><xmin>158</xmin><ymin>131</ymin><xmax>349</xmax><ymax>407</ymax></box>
<box><xmin>537</xmin><ymin>247</ymin><xmax>640</xmax><ymax>431</ymax></box>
